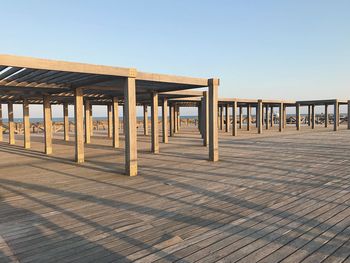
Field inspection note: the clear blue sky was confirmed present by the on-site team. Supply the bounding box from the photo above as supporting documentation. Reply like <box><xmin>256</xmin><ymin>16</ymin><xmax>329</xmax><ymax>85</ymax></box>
<box><xmin>1</xmin><ymin>0</ymin><xmax>349</xmax><ymax>117</ymax></box>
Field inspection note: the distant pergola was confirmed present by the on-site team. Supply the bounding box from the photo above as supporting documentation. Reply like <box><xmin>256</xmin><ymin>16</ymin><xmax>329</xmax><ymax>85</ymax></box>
<box><xmin>0</xmin><ymin>54</ymin><xmax>220</xmax><ymax>176</ymax></box>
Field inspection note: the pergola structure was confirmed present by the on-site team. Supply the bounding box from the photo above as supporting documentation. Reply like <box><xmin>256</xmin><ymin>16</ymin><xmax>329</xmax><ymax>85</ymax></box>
<box><xmin>0</xmin><ymin>54</ymin><xmax>219</xmax><ymax>176</ymax></box>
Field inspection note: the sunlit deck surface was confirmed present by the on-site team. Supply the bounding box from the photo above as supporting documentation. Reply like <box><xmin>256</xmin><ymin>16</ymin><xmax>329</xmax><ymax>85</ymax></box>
<box><xmin>1</xmin><ymin>126</ymin><xmax>350</xmax><ymax>263</ymax></box>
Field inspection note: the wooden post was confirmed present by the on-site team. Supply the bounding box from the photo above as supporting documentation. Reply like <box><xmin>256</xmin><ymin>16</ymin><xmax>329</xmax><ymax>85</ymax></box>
<box><xmin>257</xmin><ymin>100</ymin><xmax>263</xmax><ymax>134</ymax></box>
<box><xmin>84</xmin><ymin>100</ymin><xmax>91</xmax><ymax>144</ymax></box>
<box><xmin>8</xmin><ymin>103</ymin><xmax>15</xmax><ymax>145</ymax></box>
<box><xmin>107</xmin><ymin>104</ymin><xmax>112</xmax><ymax>138</ymax></box>
<box><xmin>170</xmin><ymin>105</ymin><xmax>175</xmax><ymax>137</ymax></box>
<box><xmin>151</xmin><ymin>92</ymin><xmax>159</xmax><ymax>153</ymax></box>
<box><xmin>177</xmin><ymin>106</ymin><xmax>180</xmax><ymax>131</ymax></box>
<box><xmin>63</xmin><ymin>102</ymin><xmax>69</xmax><ymax>141</ymax></box>
<box><xmin>325</xmin><ymin>104</ymin><xmax>328</xmax><ymax>128</ymax></box>
<box><xmin>247</xmin><ymin>105</ymin><xmax>251</xmax><ymax>131</ymax></box>
<box><xmin>0</xmin><ymin>104</ymin><xmax>2</xmax><ymax>142</ymax></box>
<box><xmin>334</xmin><ymin>100</ymin><xmax>339</xmax><ymax>131</ymax></box>
<box><xmin>113</xmin><ymin>97</ymin><xmax>119</xmax><ymax>148</ymax></box>
<box><xmin>43</xmin><ymin>95</ymin><xmax>52</xmax><ymax>154</ymax></box>
<box><xmin>75</xmin><ymin>88</ymin><xmax>84</xmax><ymax>163</ymax></box>
<box><xmin>209</xmin><ymin>79</ymin><xmax>219</xmax><ymax>162</ymax></box>
<box><xmin>23</xmin><ymin>99</ymin><xmax>30</xmax><ymax>149</ymax></box>
<box><xmin>143</xmin><ymin>104</ymin><xmax>148</xmax><ymax>136</ymax></box>
<box><xmin>255</xmin><ymin>106</ymin><xmax>258</xmax><ymax>128</ymax></box>
<box><xmin>270</xmin><ymin>106</ymin><xmax>274</xmax><ymax>127</ymax></box>
<box><xmin>219</xmin><ymin>105</ymin><xmax>224</xmax><ymax>130</ymax></box>
<box><xmin>225</xmin><ymin>104</ymin><xmax>230</xmax><ymax>133</ymax></box>
<box><xmin>232</xmin><ymin>101</ymin><xmax>237</xmax><ymax>136</ymax></box>
<box><xmin>296</xmin><ymin>103</ymin><xmax>301</xmax><ymax>131</ymax></box>
<box><xmin>283</xmin><ymin>105</ymin><xmax>287</xmax><ymax>129</ymax></box>
<box><xmin>265</xmin><ymin>104</ymin><xmax>269</xmax><ymax>130</ymax></box>
<box><xmin>308</xmin><ymin>105</ymin><xmax>311</xmax><ymax>126</ymax></box>
<box><xmin>311</xmin><ymin>105</ymin><xmax>315</xmax><ymax>129</ymax></box>
<box><xmin>348</xmin><ymin>100</ymin><xmax>350</xmax><ymax>130</ymax></box>
<box><xmin>162</xmin><ymin>98</ymin><xmax>168</xmax><ymax>144</ymax></box>
<box><xmin>124</xmin><ymin>77</ymin><xmax>137</xmax><ymax>176</ymax></box>
<box><xmin>279</xmin><ymin>103</ymin><xmax>283</xmax><ymax>132</ymax></box>
<box><xmin>90</xmin><ymin>104</ymin><xmax>93</xmax><ymax>136</ymax></box>
<box><xmin>239</xmin><ymin>106</ymin><xmax>242</xmax><ymax>129</ymax></box>
<box><xmin>203</xmin><ymin>91</ymin><xmax>209</xmax><ymax>146</ymax></box>
<box><xmin>174</xmin><ymin>105</ymin><xmax>178</xmax><ymax>133</ymax></box>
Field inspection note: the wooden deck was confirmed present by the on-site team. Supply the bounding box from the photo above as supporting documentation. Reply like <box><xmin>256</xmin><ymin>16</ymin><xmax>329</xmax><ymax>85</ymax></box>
<box><xmin>1</xmin><ymin>125</ymin><xmax>350</xmax><ymax>262</ymax></box>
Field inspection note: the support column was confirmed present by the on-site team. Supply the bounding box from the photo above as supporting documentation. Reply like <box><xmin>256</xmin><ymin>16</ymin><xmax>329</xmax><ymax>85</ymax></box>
<box><xmin>43</xmin><ymin>95</ymin><xmax>52</xmax><ymax>154</ymax></box>
<box><xmin>90</xmin><ymin>104</ymin><xmax>93</xmax><ymax>136</ymax></box>
<box><xmin>0</xmin><ymin>104</ymin><xmax>2</xmax><ymax>142</ymax></box>
<box><xmin>296</xmin><ymin>103</ymin><xmax>301</xmax><ymax>131</ymax></box>
<box><xmin>325</xmin><ymin>104</ymin><xmax>328</xmax><ymax>128</ymax></box>
<box><xmin>283</xmin><ymin>105</ymin><xmax>287</xmax><ymax>129</ymax></box>
<box><xmin>162</xmin><ymin>98</ymin><xmax>168</xmax><ymax>144</ymax></box>
<box><xmin>174</xmin><ymin>105</ymin><xmax>178</xmax><ymax>133</ymax></box>
<box><xmin>113</xmin><ymin>97</ymin><xmax>119</xmax><ymax>148</ymax></box>
<box><xmin>270</xmin><ymin>106</ymin><xmax>274</xmax><ymax>127</ymax></box>
<box><xmin>84</xmin><ymin>100</ymin><xmax>91</xmax><ymax>144</ymax></box>
<box><xmin>170</xmin><ymin>105</ymin><xmax>175</xmax><ymax>136</ymax></box>
<box><xmin>124</xmin><ymin>77</ymin><xmax>137</xmax><ymax>176</ymax></box>
<box><xmin>247</xmin><ymin>105</ymin><xmax>251</xmax><ymax>131</ymax></box>
<box><xmin>265</xmin><ymin>104</ymin><xmax>269</xmax><ymax>130</ymax></box>
<box><xmin>209</xmin><ymin>79</ymin><xmax>219</xmax><ymax>162</ymax></box>
<box><xmin>203</xmin><ymin>91</ymin><xmax>209</xmax><ymax>146</ymax></box>
<box><xmin>220</xmin><ymin>105</ymin><xmax>224</xmax><ymax>130</ymax></box>
<box><xmin>308</xmin><ymin>105</ymin><xmax>311</xmax><ymax>126</ymax></box>
<box><xmin>151</xmin><ymin>92</ymin><xmax>159</xmax><ymax>153</ymax></box>
<box><xmin>23</xmin><ymin>99</ymin><xmax>30</xmax><ymax>149</ymax></box>
<box><xmin>225</xmin><ymin>104</ymin><xmax>230</xmax><ymax>133</ymax></box>
<box><xmin>107</xmin><ymin>104</ymin><xmax>112</xmax><ymax>138</ymax></box>
<box><xmin>177</xmin><ymin>107</ymin><xmax>180</xmax><ymax>131</ymax></box>
<box><xmin>239</xmin><ymin>106</ymin><xmax>242</xmax><ymax>129</ymax></box>
<box><xmin>334</xmin><ymin>100</ymin><xmax>339</xmax><ymax>131</ymax></box>
<box><xmin>63</xmin><ymin>102</ymin><xmax>69</xmax><ymax>141</ymax></box>
<box><xmin>8</xmin><ymin>102</ymin><xmax>15</xmax><ymax>145</ymax></box>
<box><xmin>143</xmin><ymin>104</ymin><xmax>148</xmax><ymax>136</ymax></box>
<box><xmin>348</xmin><ymin>100</ymin><xmax>350</xmax><ymax>130</ymax></box>
<box><xmin>311</xmin><ymin>105</ymin><xmax>315</xmax><ymax>129</ymax></box>
<box><xmin>75</xmin><ymin>88</ymin><xmax>84</xmax><ymax>163</ymax></box>
<box><xmin>257</xmin><ymin>100</ymin><xmax>263</xmax><ymax>134</ymax></box>
<box><xmin>279</xmin><ymin>103</ymin><xmax>283</xmax><ymax>132</ymax></box>
<box><xmin>232</xmin><ymin>101</ymin><xmax>237</xmax><ymax>136</ymax></box>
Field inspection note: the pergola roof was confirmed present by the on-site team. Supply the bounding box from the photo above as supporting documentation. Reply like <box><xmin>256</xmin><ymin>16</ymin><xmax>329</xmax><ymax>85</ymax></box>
<box><xmin>0</xmin><ymin>54</ymin><xmax>210</xmax><ymax>104</ymax></box>
<box><xmin>296</xmin><ymin>99</ymin><xmax>349</xmax><ymax>106</ymax></box>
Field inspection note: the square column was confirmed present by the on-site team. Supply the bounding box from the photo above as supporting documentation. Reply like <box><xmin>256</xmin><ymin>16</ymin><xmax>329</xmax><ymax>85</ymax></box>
<box><xmin>23</xmin><ymin>99</ymin><xmax>30</xmax><ymax>149</ymax></box>
<box><xmin>143</xmin><ymin>104</ymin><xmax>148</xmax><ymax>136</ymax></box>
<box><xmin>296</xmin><ymin>103</ymin><xmax>301</xmax><ymax>131</ymax></box>
<box><xmin>334</xmin><ymin>100</ymin><xmax>339</xmax><ymax>131</ymax></box>
<box><xmin>283</xmin><ymin>105</ymin><xmax>287</xmax><ymax>129</ymax></box>
<box><xmin>311</xmin><ymin>105</ymin><xmax>315</xmax><ymax>129</ymax></box>
<box><xmin>265</xmin><ymin>105</ymin><xmax>269</xmax><ymax>130</ymax></box>
<box><xmin>84</xmin><ymin>100</ymin><xmax>91</xmax><ymax>144</ymax></box>
<box><xmin>348</xmin><ymin>100</ymin><xmax>350</xmax><ymax>130</ymax></box>
<box><xmin>43</xmin><ymin>95</ymin><xmax>52</xmax><ymax>154</ymax></box>
<box><xmin>279</xmin><ymin>103</ymin><xmax>283</xmax><ymax>132</ymax></box>
<box><xmin>239</xmin><ymin>106</ymin><xmax>242</xmax><ymax>129</ymax></box>
<box><xmin>124</xmin><ymin>77</ymin><xmax>138</xmax><ymax>176</ymax></box>
<box><xmin>257</xmin><ymin>100</ymin><xmax>263</xmax><ymax>134</ymax></box>
<box><xmin>232</xmin><ymin>101</ymin><xmax>237</xmax><ymax>136</ymax></box>
<box><xmin>170</xmin><ymin>105</ymin><xmax>175</xmax><ymax>137</ymax></box>
<box><xmin>113</xmin><ymin>97</ymin><xmax>119</xmax><ymax>148</ymax></box>
<box><xmin>162</xmin><ymin>98</ymin><xmax>168</xmax><ymax>144</ymax></box>
<box><xmin>0</xmin><ymin>104</ymin><xmax>2</xmax><ymax>142</ymax></box>
<box><xmin>90</xmin><ymin>104</ymin><xmax>93</xmax><ymax>136</ymax></box>
<box><xmin>325</xmin><ymin>104</ymin><xmax>328</xmax><ymax>128</ymax></box>
<box><xmin>174</xmin><ymin>105</ymin><xmax>178</xmax><ymax>133</ymax></box>
<box><xmin>75</xmin><ymin>88</ymin><xmax>84</xmax><ymax>163</ymax></box>
<box><xmin>177</xmin><ymin>106</ymin><xmax>180</xmax><ymax>131</ymax></box>
<box><xmin>225</xmin><ymin>104</ymin><xmax>230</xmax><ymax>133</ymax></box>
<box><xmin>308</xmin><ymin>105</ymin><xmax>311</xmax><ymax>126</ymax></box>
<box><xmin>151</xmin><ymin>92</ymin><xmax>159</xmax><ymax>153</ymax></box>
<box><xmin>219</xmin><ymin>105</ymin><xmax>224</xmax><ymax>130</ymax></box>
<box><xmin>107</xmin><ymin>104</ymin><xmax>112</xmax><ymax>138</ymax></box>
<box><xmin>270</xmin><ymin>106</ymin><xmax>274</xmax><ymax>127</ymax></box>
<box><xmin>247</xmin><ymin>105</ymin><xmax>251</xmax><ymax>131</ymax></box>
<box><xmin>8</xmin><ymin>102</ymin><xmax>15</xmax><ymax>145</ymax></box>
<box><xmin>63</xmin><ymin>102</ymin><xmax>70</xmax><ymax>141</ymax></box>
<box><xmin>203</xmin><ymin>92</ymin><xmax>209</xmax><ymax>146</ymax></box>
<box><xmin>209</xmin><ymin>78</ymin><xmax>219</xmax><ymax>162</ymax></box>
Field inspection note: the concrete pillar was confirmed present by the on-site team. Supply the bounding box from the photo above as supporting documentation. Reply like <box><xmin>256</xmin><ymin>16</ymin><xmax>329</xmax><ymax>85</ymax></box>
<box><xmin>174</xmin><ymin>105</ymin><xmax>178</xmax><ymax>133</ymax></box>
<box><xmin>348</xmin><ymin>100</ymin><xmax>350</xmax><ymax>130</ymax></box>
<box><xmin>63</xmin><ymin>102</ymin><xmax>69</xmax><ymax>141</ymax></box>
<box><xmin>283</xmin><ymin>105</ymin><xmax>287</xmax><ymax>129</ymax></box>
<box><xmin>334</xmin><ymin>100</ymin><xmax>339</xmax><ymax>131</ymax></box>
<box><xmin>113</xmin><ymin>97</ymin><xmax>119</xmax><ymax>148</ymax></box>
<box><xmin>203</xmin><ymin>91</ymin><xmax>209</xmax><ymax>146</ymax></box>
<box><xmin>232</xmin><ymin>101</ymin><xmax>237</xmax><ymax>137</ymax></box>
<box><xmin>170</xmin><ymin>105</ymin><xmax>175</xmax><ymax>136</ymax></box>
<box><xmin>220</xmin><ymin>105</ymin><xmax>224</xmax><ymax>130</ymax></box>
<box><xmin>23</xmin><ymin>99</ymin><xmax>30</xmax><ymax>149</ymax></box>
<box><xmin>239</xmin><ymin>106</ymin><xmax>242</xmax><ymax>129</ymax></box>
<box><xmin>177</xmin><ymin>106</ymin><xmax>180</xmax><ymax>131</ymax></box>
<box><xmin>325</xmin><ymin>104</ymin><xmax>328</xmax><ymax>128</ymax></box>
<box><xmin>90</xmin><ymin>104</ymin><xmax>93</xmax><ymax>136</ymax></box>
<box><xmin>270</xmin><ymin>106</ymin><xmax>274</xmax><ymax>127</ymax></box>
<box><xmin>0</xmin><ymin>104</ymin><xmax>2</xmax><ymax>142</ymax></box>
<box><xmin>75</xmin><ymin>88</ymin><xmax>84</xmax><ymax>163</ymax></box>
<box><xmin>143</xmin><ymin>104</ymin><xmax>148</xmax><ymax>136</ymax></box>
<box><xmin>151</xmin><ymin>92</ymin><xmax>159</xmax><ymax>153</ymax></box>
<box><xmin>308</xmin><ymin>105</ymin><xmax>311</xmax><ymax>126</ymax></box>
<box><xmin>198</xmin><ymin>105</ymin><xmax>202</xmax><ymax>134</ymax></box>
<box><xmin>84</xmin><ymin>100</ymin><xmax>91</xmax><ymax>144</ymax></box>
<box><xmin>247</xmin><ymin>105</ymin><xmax>251</xmax><ymax>131</ymax></box>
<box><xmin>225</xmin><ymin>104</ymin><xmax>230</xmax><ymax>133</ymax></box>
<box><xmin>8</xmin><ymin>102</ymin><xmax>15</xmax><ymax>145</ymax></box>
<box><xmin>209</xmin><ymin>79</ymin><xmax>219</xmax><ymax>162</ymax></box>
<box><xmin>296</xmin><ymin>103</ymin><xmax>301</xmax><ymax>131</ymax></box>
<box><xmin>124</xmin><ymin>77</ymin><xmax>137</xmax><ymax>176</ymax></box>
<box><xmin>162</xmin><ymin>98</ymin><xmax>168</xmax><ymax>144</ymax></box>
<box><xmin>279</xmin><ymin>103</ymin><xmax>283</xmax><ymax>132</ymax></box>
<box><xmin>257</xmin><ymin>100</ymin><xmax>263</xmax><ymax>134</ymax></box>
<box><xmin>43</xmin><ymin>95</ymin><xmax>52</xmax><ymax>154</ymax></box>
<box><xmin>255</xmin><ymin>106</ymin><xmax>258</xmax><ymax>128</ymax></box>
<box><xmin>311</xmin><ymin>105</ymin><xmax>315</xmax><ymax>129</ymax></box>
<box><xmin>265</xmin><ymin>104</ymin><xmax>269</xmax><ymax>130</ymax></box>
<box><xmin>107</xmin><ymin>104</ymin><xmax>112</xmax><ymax>138</ymax></box>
